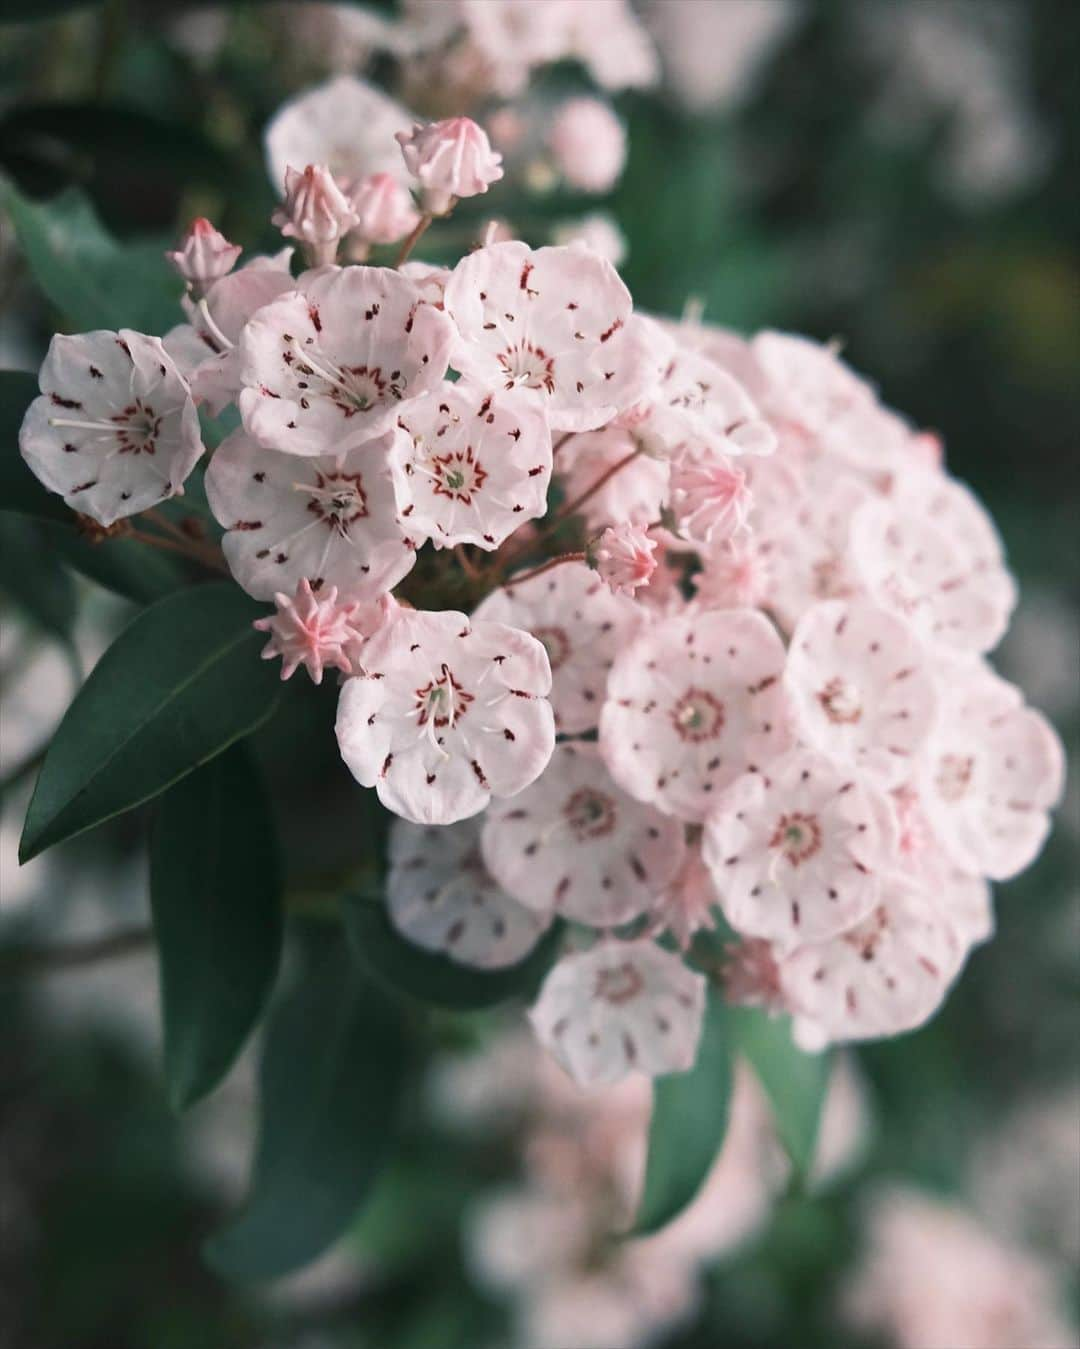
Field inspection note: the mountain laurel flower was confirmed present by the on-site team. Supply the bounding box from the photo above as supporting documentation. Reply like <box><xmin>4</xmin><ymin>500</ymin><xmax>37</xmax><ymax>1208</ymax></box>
<box><xmin>348</xmin><ymin>172</ymin><xmax>421</xmax><ymax>251</ymax></box>
<box><xmin>396</xmin><ymin>116</ymin><xmax>504</xmax><ymax>215</ymax></box>
<box><xmin>271</xmin><ymin>163</ymin><xmax>360</xmax><ymax>265</ymax></box>
<box><xmin>336</xmin><ymin>607</ymin><xmax>555</xmax><ymax>825</ymax></box>
<box><xmin>254</xmin><ymin>577</ymin><xmax>379</xmax><ymax>684</ymax></box>
<box><xmin>164</xmin><ymin>217</ymin><xmax>242</xmax><ymax>295</ymax></box>
<box><xmin>548</xmin><ymin>97</ymin><xmax>627</xmax><ymax>194</ymax></box>
<box><xmin>592</xmin><ymin>522</ymin><xmax>658</xmax><ymax>596</ymax></box>
<box><xmin>19</xmin><ymin>329</ymin><xmax>203</xmax><ymax>527</ymax></box>
<box><xmin>667</xmin><ymin>449</ymin><xmax>750</xmax><ymax>544</ymax></box>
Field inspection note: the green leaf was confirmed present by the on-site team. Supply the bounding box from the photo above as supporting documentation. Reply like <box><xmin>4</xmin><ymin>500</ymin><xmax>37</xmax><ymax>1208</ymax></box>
<box><xmin>20</xmin><ymin>582</ymin><xmax>279</xmax><ymax>861</ymax></box>
<box><xmin>635</xmin><ymin>990</ymin><xmax>734</xmax><ymax>1234</ymax></box>
<box><xmin>731</xmin><ymin>1007</ymin><xmax>830</xmax><ymax>1177</ymax></box>
<box><xmin>343</xmin><ymin>892</ymin><xmax>563</xmax><ymax>1011</ymax></box>
<box><xmin>1</xmin><ymin>181</ymin><xmax>182</xmax><ymax>333</ymax></box>
<box><xmin>205</xmin><ymin>936</ymin><xmax>408</xmax><ymax>1282</ymax></box>
<box><xmin>150</xmin><ymin>744</ymin><xmax>283</xmax><ymax>1111</ymax></box>
<box><xmin>0</xmin><ymin>515</ymin><xmax>77</xmax><ymax>642</ymax></box>
<box><xmin>43</xmin><ymin>521</ymin><xmax>192</xmax><ymax>603</ymax></box>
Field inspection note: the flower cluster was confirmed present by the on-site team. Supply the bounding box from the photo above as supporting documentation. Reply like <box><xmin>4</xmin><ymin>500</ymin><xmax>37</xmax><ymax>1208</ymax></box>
<box><xmin>19</xmin><ymin>109</ymin><xmax>1064</xmax><ymax>1091</ymax></box>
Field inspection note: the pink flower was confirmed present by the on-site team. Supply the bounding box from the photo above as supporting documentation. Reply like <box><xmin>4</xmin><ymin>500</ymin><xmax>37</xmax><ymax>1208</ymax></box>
<box><xmin>918</xmin><ymin>661</ymin><xmax>1064</xmax><ymax>880</ymax></box>
<box><xmin>204</xmin><ymin>427</ymin><xmax>415</xmax><ymax>604</ymax></box>
<box><xmin>254</xmin><ymin>578</ymin><xmax>377</xmax><ymax>684</ymax></box>
<box><xmin>271</xmin><ymin>163</ymin><xmax>359</xmax><ymax>265</ymax></box>
<box><xmin>551</xmin><ymin>212</ymin><xmax>628</xmax><ymax>265</ymax></box>
<box><xmin>548</xmin><ymin>97</ymin><xmax>626</xmax><ymax>193</ymax></box>
<box><xmin>443</xmin><ymin>240</ymin><xmax>655</xmax><ymax>433</ymax></box>
<box><xmin>164</xmin><ymin>217</ymin><xmax>241</xmax><ymax>294</ymax></box>
<box><xmin>19</xmin><ymin>329</ymin><xmax>203</xmax><ymax>527</ymax></box>
<box><xmin>529</xmin><ymin>938</ymin><xmax>706</xmax><ymax>1086</ymax></box>
<box><xmin>482</xmin><ymin>742</ymin><xmax>686</xmax><ymax>929</ymax></box>
<box><xmin>702</xmin><ymin>749</ymin><xmax>897</xmax><ymax>950</ymax></box>
<box><xmin>390</xmin><ymin>381</ymin><xmax>552</xmax><ymax>550</ymax></box>
<box><xmin>473</xmin><ymin>560</ymin><xmax>642</xmax><ymax>735</ymax></box>
<box><xmin>387</xmin><ymin>816</ymin><xmax>551</xmax><ymax>969</ymax></box>
<box><xmin>336</xmin><ymin>606</ymin><xmax>555</xmax><ymax>825</ymax></box>
<box><xmin>693</xmin><ymin>538</ymin><xmax>771</xmax><ymax>610</ymax></box>
<box><xmin>396</xmin><ymin>116</ymin><xmax>503</xmax><ymax>214</ymax></box>
<box><xmin>599</xmin><ymin>607</ymin><xmax>792</xmax><ymax>822</ymax></box>
<box><xmin>348</xmin><ymin>171</ymin><xmax>421</xmax><ymax>248</ymax></box>
<box><xmin>721</xmin><ymin>939</ymin><xmax>785</xmax><ymax>1012</ymax></box>
<box><xmin>238</xmin><ymin>264</ymin><xmax>455</xmax><ymax>456</ymax></box>
<box><xmin>783</xmin><ymin>598</ymin><xmax>939</xmax><ymax>788</ymax></box>
<box><xmin>667</xmin><ymin>450</ymin><xmax>750</xmax><ymax>544</ymax></box>
<box><xmin>592</xmin><ymin>523</ymin><xmax>657</xmax><ymax>596</ymax></box>
<box><xmin>653</xmin><ymin>847</ymin><xmax>719</xmax><ymax>951</ymax></box>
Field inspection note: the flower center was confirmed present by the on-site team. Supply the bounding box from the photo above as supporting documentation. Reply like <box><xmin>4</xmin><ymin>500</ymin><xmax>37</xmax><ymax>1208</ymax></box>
<box><xmin>299</xmin><ymin>470</ymin><xmax>368</xmax><ymax>535</ymax></box>
<box><xmin>49</xmin><ymin>398</ymin><xmax>162</xmax><ymax>455</ymax></box>
<box><xmin>935</xmin><ymin>753</ymin><xmax>975</xmax><ymax>802</ymax></box>
<box><xmin>286</xmin><ymin>337</ymin><xmax>400</xmax><ymax>418</ymax></box>
<box><xmin>415</xmin><ymin>664</ymin><xmax>474</xmax><ymax>729</ymax></box>
<box><xmin>816</xmin><ymin>676</ymin><xmax>863</xmax><ymax>724</ymax></box>
<box><xmin>593</xmin><ymin>961</ymin><xmax>644</xmax><ymax>1006</ymax></box>
<box><xmin>770</xmin><ymin>811</ymin><xmax>823</xmax><ymax>866</ymax></box>
<box><xmin>564</xmin><ymin>787</ymin><xmax>617</xmax><ymax>841</ymax></box>
<box><xmin>497</xmin><ymin>341</ymin><xmax>555</xmax><ymax>394</ymax></box>
<box><xmin>671</xmin><ymin>688</ymin><xmax>725</xmax><ymax>742</ymax></box>
<box><xmin>533</xmin><ymin>626</ymin><xmax>571</xmax><ymax>672</ymax></box>
<box><xmin>431</xmin><ymin>446</ymin><xmax>488</xmax><ymax>504</ymax></box>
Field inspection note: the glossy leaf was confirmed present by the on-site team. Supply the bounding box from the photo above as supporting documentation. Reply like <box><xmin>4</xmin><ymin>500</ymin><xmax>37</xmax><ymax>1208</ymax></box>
<box><xmin>20</xmin><ymin>582</ymin><xmax>279</xmax><ymax>861</ymax></box>
<box><xmin>731</xmin><ymin>1006</ymin><xmax>830</xmax><ymax>1177</ymax></box>
<box><xmin>344</xmin><ymin>892</ymin><xmax>563</xmax><ymax>1011</ymax></box>
<box><xmin>635</xmin><ymin>989</ymin><xmax>734</xmax><ymax>1234</ymax></box>
<box><xmin>205</xmin><ymin>937</ymin><xmax>408</xmax><ymax>1282</ymax></box>
<box><xmin>1</xmin><ymin>182</ymin><xmax>182</xmax><ymax>333</ymax></box>
<box><xmin>150</xmin><ymin>744</ymin><xmax>283</xmax><ymax>1111</ymax></box>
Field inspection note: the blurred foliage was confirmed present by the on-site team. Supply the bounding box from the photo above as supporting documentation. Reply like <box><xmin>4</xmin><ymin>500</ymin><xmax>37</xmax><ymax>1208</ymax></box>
<box><xmin>1</xmin><ymin>2</ymin><xmax>1077</xmax><ymax>1348</ymax></box>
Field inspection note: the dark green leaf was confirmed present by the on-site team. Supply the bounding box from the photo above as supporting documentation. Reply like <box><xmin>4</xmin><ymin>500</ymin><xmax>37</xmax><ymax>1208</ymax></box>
<box><xmin>1</xmin><ymin>181</ymin><xmax>182</xmax><ymax>333</ymax></box>
<box><xmin>20</xmin><ymin>582</ymin><xmax>279</xmax><ymax>861</ymax></box>
<box><xmin>635</xmin><ymin>990</ymin><xmax>734</xmax><ymax>1234</ymax></box>
<box><xmin>731</xmin><ymin>1007</ymin><xmax>830</xmax><ymax>1177</ymax></box>
<box><xmin>205</xmin><ymin>937</ymin><xmax>408</xmax><ymax>1282</ymax></box>
<box><xmin>343</xmin><ymin>892</ymin><xmax>563</xmax><ymax>1011</ymax></box>
<box><xmin>150</xmin><ymin>744</ymin><xmax>283</xmax><ymax>1111</ymax></box>
<box><xmin>0</xmin><ymin>515</ymin><xmax>77</xmax><ymax>642</ymax></box>
<box><xmin>43</xmin><ymin>521</ymin><xmax>193</xmax><ymax>603</ymax></box>
<box><xmin>0</xmin><ymin>0</ymin><xmax>101</xmax><ymax>18</ymax></box>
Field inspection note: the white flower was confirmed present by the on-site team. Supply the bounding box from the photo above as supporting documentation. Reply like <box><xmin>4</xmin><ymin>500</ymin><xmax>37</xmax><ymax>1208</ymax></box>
<box><xmin>784</xmin><ymin>599</ymin><xmax>939</xmax><ymax>788</ymax></box>
<box><xmin>238</xmin><ymin>264</ymin><xmax>455</xmax><ymax>456</ymax></box>
<box><xmin>443</xmin><ymin>240</ymin><xmax>655</xmax><ymax>433</ymax></box>
<box><xmin>600</xmin><ymin>607</ymin><xmax>792</xmax><ymax>822</ymax></box>
<box><xmin>473</xmin><ymin>560</ymin><xmax>642</xmax><ymax>735</ymax></box>
<box><xmin>204</xmin><ymin>426</ymin><xmax>416</xmax><ymax>603</ymax></box>
<box><xmin>387</xmin><ymin>816</ymin><xmax>551</xmax><ymax>968</ymax></box>
<box><xmin>264</xmin><ymin>74</ymin><xmax>414</xmax><ymax>194</ymax></box>
<box><xmin>335</xmin><ymin>607</ymin><xmax>555</xmax><ymax>825</ymax></box>
<box><xmin>917</xmin><ymin>661</ymin><xmax>1064</xmax><ymax>880</ymax></box>
<box><xmin>397</xmin><ymin>116</ymin><xmax>504</xmax><ymax>214</ymax></box>
<box><xmin>702</xmin><ymin>749</ymin><xmax>897</xmax><ymax>950</ymax></box>
<box><xmin>482</xmin><ymin>742</ymin><xmax>686</xmax><ymax>928</ymax></box>
<box><xmin>529</xmin><ymin>939</ymin><xmax>705</xmax><ymax>1087</ymax></box>
<box><xmin>19</xmin><ymin>329</ymin><xmax>203</xmax><ymax>526</ymax></box>
<box><xmin>390</xmin><ymin>381</ymin><xmax>552</xmax><ymax>549</ymax></box>
<box><xmin>551</xmin><ymin>213</ymin><xmax>629</xmax><ymax>266</ymax></box>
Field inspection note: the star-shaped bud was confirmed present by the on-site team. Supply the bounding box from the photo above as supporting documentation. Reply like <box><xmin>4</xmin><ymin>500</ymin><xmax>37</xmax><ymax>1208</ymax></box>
<box><xmin>271</xmin><ymin>164</ymin><xmax>360</xmax><ymax>266</ymax></box>
<box><xmin>397</xmin><ymin>116</ymin><xmax>504</xmax><ymax>214</ymax></box>
<box><xmin>592</xmin><ymin>522</ymin><xmax>657</xmax><ymax>595</ymax></box>
<box><xmin>165</xmin><ymin>217</ymin><xmax>241</xmax><ymax>295</ymax></box>
<box><xmin>254</xmin><ymin>578</ymin><xmax>385</xmax><ymax>684</ymax></box>
<box><xmin>348</xmin><ymin>171</ymin><xmax>421</xmax><ymax>249</ymax></box>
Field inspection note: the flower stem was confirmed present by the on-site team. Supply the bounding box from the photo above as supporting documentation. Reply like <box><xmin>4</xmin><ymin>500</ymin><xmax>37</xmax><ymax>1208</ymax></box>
<box><xmin>556</xmin><ymin>445</ymin><xmax>642</xmax><ymax>524</ymax></box>
<box><xmin>504</xmin><ymin>551</ymin><xmax>586</xmax><ymax>588</ymax></box>
<box><xmin>396</xmin><ymin>213</ymin><xmax>434</xmax><ymax>268</ymax></box>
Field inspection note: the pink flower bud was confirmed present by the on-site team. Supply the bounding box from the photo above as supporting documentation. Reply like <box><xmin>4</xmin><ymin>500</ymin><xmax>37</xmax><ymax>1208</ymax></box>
<box><xmin>271</xmin><ymin>163</ymin><xmax>359</xmax><ymax>265</ymax></box>
<box><xmin>349</xmin><ymin>172</ymin><xmax>421</xmax><ymax>247</ymax></box>
<box><xmin>592</xmin><ymin>522</ymin><xmax>657</xmax><ymax>596</ymax></box>
<box><xmin>165</xmin><ymin>218</ymin><xmax>241</xmax><ymax>294</ymax></box>
<box><xmin>396</xmin><ymin>117</ymin><xmax>503</xmax><ymax>215</ymax></box>
<box><xmin>253</xmin><ymin>579</ymin><xmax>367</xmax><ymax>685</ymax></box>
<box><xmin>548</xmin><ymin>97</ymin><xmax>626</xmax><ymax>194</ymax></box>
<box><xmin>668</xmin><ymin>450</ymin><xmax>750</xmax><ymax>544</ymax></box>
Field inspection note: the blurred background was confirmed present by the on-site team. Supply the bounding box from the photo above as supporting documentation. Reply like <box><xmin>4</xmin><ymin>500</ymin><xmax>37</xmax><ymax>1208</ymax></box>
<box><xmin>1</xmin><ymin>2</ymin><xmax>1077</xmax><ymax>1347</ymax></box>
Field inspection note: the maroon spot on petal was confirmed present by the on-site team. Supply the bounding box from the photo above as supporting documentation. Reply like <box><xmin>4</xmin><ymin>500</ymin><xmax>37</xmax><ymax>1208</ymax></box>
<box><xmin>50</xmin><ymin>394</ymin><xmax>82</xmax><ymax>410</ymax></box>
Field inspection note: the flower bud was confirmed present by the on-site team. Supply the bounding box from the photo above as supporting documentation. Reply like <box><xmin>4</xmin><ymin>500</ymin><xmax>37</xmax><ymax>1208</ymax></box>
<box><xmin>668</xmin><ymin>451</ymin><xmax>750</xmax><ymax>544</ymax></box>
<box><xmin>165</xmin><ymin>218</ymin><xmax>241</xmax><ymax>295</ymax></box>
<box><xmin>348</xmin><ymin>172</ymin><xmax>421</xmax><ymax>249</ymax></box>
<box><xmin>591</xmin><ymin>522</ymin><xmax>657</xmax><ymax>596</ymax></box>
<box><xmin>396</xmin><ymin>117</ymin><xmax>503</xmax><ymax>216</ymax></box>
<box><xmin>271</xmin><ymin>163</ymin><xmax>359</xmax><ymax>266</ymax></box>
<box><xmin>548</xmin><ymin>97</ymin><xmax>626</xmax><ymax>194</ymax></box>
